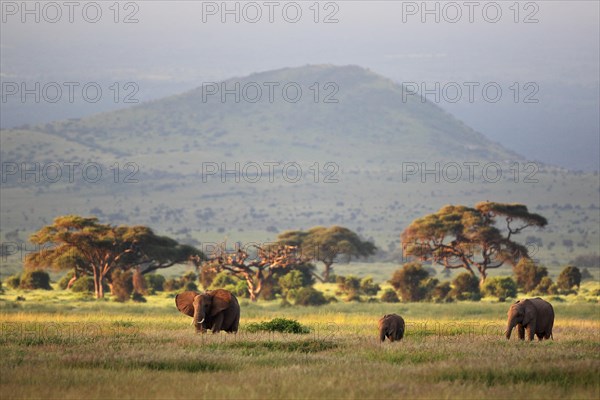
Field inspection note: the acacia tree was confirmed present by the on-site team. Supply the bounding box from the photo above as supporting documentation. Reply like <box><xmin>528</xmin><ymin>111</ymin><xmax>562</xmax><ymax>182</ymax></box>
<box><xmin>277</xmin><ymin>226</ymin><xmax>376</xmax><ymax>282</ymax></box>
<box><xmin>25</xmin><ymin>215</ymin><xmax>202</xmax><ymax>298</ymax></box>
<box><xmin>198</xmin><ymin>243</ymin><xmax>306</xmax><ymax>301</ymax></box>
<box><xmin>401</xmin><ymin>202</ymin><xmax>547</xmax><ymax>283</ymax></box>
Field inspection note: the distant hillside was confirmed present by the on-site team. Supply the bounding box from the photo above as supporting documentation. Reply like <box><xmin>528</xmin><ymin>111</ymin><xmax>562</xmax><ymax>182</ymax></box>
<box><xmin>2</xmin><ymin>65</ymin><xmax>520</xmax><ymax>168</ymax></box>
<box><xmin>1</xmin><ymin>65</ymin><xmax>598</xmax><ymax>273</ymax></box>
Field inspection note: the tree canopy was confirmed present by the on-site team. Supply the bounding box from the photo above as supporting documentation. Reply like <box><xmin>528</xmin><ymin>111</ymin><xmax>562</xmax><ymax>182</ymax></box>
<box><xmin>199</xmin><ymin>242</ymin><xmax>306</xmax><ymax>301</ymax></box>
<box><xmin>277</xmin><ymin>226</ymin><xmax>376</xmax><ymax>282</ymax></box>
<box><xmin>401</xmin><ymin>202</ymin><xmax>547</xmax><ymax>282</ymax></box>
<box><xmin>25</xmin><ymin>215</ymin><xmax>203</xmax><ymax>298</ymax></box>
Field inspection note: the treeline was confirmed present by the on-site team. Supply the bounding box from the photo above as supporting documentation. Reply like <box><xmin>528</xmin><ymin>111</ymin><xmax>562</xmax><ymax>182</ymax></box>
<box><xmin>378</xmin><ymin>260</ymin><xmax>591</xmax><ymax>303</ymax></box>
<box><xmin>3</xmin><ymin>258</ymin><xmax>593</xmax><ymax>305</ymax></box>
<box><xmin>4</xmin><ymin>201</ymin><xmax>595</xmax><ymax>303</ymax></box>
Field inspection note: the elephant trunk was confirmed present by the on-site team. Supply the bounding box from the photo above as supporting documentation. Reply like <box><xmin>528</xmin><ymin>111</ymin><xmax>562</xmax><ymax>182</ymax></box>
<box><xmin>506</xmin><ymin>317</ymin><xmax>517</xmax><ymax>339</ymax></box>
<box><xmin>193</xmin><ymin>304</ymin><xmax>204</xmax><ymax>328</ymax></box>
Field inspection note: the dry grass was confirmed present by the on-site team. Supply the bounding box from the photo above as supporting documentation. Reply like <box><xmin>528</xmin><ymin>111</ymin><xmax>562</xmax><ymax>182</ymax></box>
<box><xmin>1</xmin><ymin>291</ymin><xmax>599</xmax><ymax>399</ymax></box>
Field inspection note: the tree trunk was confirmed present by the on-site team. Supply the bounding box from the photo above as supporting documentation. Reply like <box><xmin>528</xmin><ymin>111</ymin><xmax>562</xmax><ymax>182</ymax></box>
<box><xmin>322</xmin><ymin>262</ymin><xmax>333</xmax><ymax>282</ymax></box>
<box><xmin>244</xmin><ymin>275</ymin><xmax>260</xmax><ymax>302</ymax></box>
<box><xmin>478</xmin><ymin>267</ymin><xmax>487</xmax><ymax>284</ymax></box>
<box><xmin>92</xmin><ymin>267</ymin><xmax>105</xmax><ymax>299</ymax></box>
<box><xmin>66</xmin><ymin>275</ymin><xmax>77</xmax><ymax>289</ymax></box>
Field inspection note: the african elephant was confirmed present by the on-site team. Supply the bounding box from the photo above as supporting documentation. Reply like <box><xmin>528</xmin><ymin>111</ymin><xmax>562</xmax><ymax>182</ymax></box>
<box><xmin>505</xmin><ymin>297</ymin><xmax>554</xmax><ymax>341</ymax></box>
<box><xmin>378</xmin><ymin>314</ymin><xmax>405</xmax><ymax>342</ymax></box>
<box><xmin>175</xmin><ymin>289</ymin><xmax>240</xmax><ymax>334</ymax></box>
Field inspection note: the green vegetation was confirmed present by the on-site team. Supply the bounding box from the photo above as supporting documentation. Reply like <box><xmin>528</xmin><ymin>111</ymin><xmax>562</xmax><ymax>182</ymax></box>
<box><xmin>402</xmin><ymin>202</ymin><xmax>547</xmax><ymax>282</ymax></box>
<box><xmin>25</xmin><ymin>215</ymin><xmax>203</xmax><ymax>298</ymax></box>
<box><xmin>0</xmin><ymin>286</ymin><xmax>598</xmax><ymax>399</ymax></box>
<box><xmin>481</xmin><ymin>276</ymin><xmax>518</xmax><ymax>301</ymax></box>
<box><xmin>277</xmin><ymin>226</ymin><xmax>376</xmax><ymax>282</ymax></box>
<box><xmin>513</xmin><ymin>258</ymin><xmax>548</xmax><ymax>293</ymax></box>
<box><xmin>558</xmin><ymin>266</ymin><xmax>583</xmax><ymax>291</ymax></box>
<box><xmin>245</xmin><ymin>318</ymin><xmax>310</xmax><ymax>334</ymax></box>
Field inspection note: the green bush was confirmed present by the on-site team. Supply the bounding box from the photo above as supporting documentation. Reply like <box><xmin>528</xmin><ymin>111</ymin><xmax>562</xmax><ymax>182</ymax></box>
<box><xmin>534</xmin><ymin>276</ymin><xmax>552</xmax><ymax>294</ymax></box>
<box><xmin>199</xmin><ymin>265</ymin><xmax>217</xmax><ymax>290</ymax></box>
<box><xmin>293</xmin><ymin>287</ymin><xmax>328</xmax><ymax>306</ymax></box>
<box><xmin>71</xmin><ymin>276</ymin><xmax>95</xmax><ymax>293</ymax></box>
<box><xmin>111</xmin><ymin>270</ymin><xmax>133</xmax><ymax>302</ymax></box>
<box><xmin>58</xmin><ymin>270</ymin><xmax>76</xmax><ymax>290</ymax></box>
<box><xmin>233</xmin><ymin>280</ymin><xmax>249</xmax><ymax>298</ymax></box>
<box><xmin>6</xmin><ymin>274</ymin><xmax>21</xmax><ymax>289</ymax></box>
<box><xmin>389</xmin><ymin>262</ymin><xmax>431</xmax><ymax>302</ymax></box>
<box><xmin>557</xmin><ymin>266</ymin><xmax>582</xmax><ymax>291</ymax></box>
<box><xmin>164</xmin><ymin>278</ymin><xmax>183</xmax><ymax>292</ymax></box>
<box><xmin>210</xmin><ymin>271</ymin><xmax>238</xmax><ymax>289</ymax></box>
<box><xmin>450</xmin><ymin>272</ymin><xmax>481</xmax><ymax>301</ymax></box>
<box><xmin>360</xmin><ymin>276</ymin><xmax>381</xmax><ymax>296</ymax></box>
<box><xmin>513</xmin><ymin>258</ymin><xmax>548</xmax><ymax>293</ymax></box>
<box><xmin>181</xmin><ymin>271</ymin><xmax>198</xmax><ymax>284</ymax></box>
<box><xmin>482</xmin><ymin>276</ymin><xmax>517</xmax><ymax>301</ymax></box>
<box><xmin>279</xmin><ymin>270</ymin><xmax>309</xmax><ymax>298</ymax></box>
<box><xmin>246</xmin><ymin>318</ymin><xmax>310</xmax><ymax>334</ymax></box>
<box><xmin>184</xmin><ymin>281</ymin><xmax>198</xmax><ymax>292</ymax></box>
<box><xmin>144</xmin><ymin>274</ymin><xmax>166</xmax><ymax>293</ymax></box>
<box><xmin>131</xmin><ymin>292</ymin><xmax>147</xmax><ymax>303</ymax></box>
<box><xmin>431</xmin><ymin>281</ymin><xmax>452</xmax><ymax>302</ymax></box>
<box><xmin>258</xmin><ymin>276</ymin><xmax>281</xmax><ymax>301</ymax></box>
<box><xmin>19</xmin><ymin>270</ymin><xmax>52</xmax><ymax>290</ymax></box>
<box><xmin>380</xmin><ymin>288</ymin><xmax>399</xmax><ymax>303</ymax></box>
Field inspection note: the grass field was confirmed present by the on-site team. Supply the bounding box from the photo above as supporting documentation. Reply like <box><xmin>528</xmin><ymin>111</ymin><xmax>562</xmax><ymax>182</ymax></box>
<box><xmin>1</xmin><ymin>286</ymin><xmax>599</xmax><ymax>400</ymax></box>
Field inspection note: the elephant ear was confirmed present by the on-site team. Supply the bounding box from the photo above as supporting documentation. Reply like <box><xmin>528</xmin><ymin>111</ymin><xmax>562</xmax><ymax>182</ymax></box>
<box><xmin>175</xmin><ymin>291</ymin><xmax>199</xmax><ymax>317</ymax></box>
<box><xmin>523</xmin><ymin>300</ymin><xmax>536</xmax><ymax>326</ymax></box>
<box><xmin>209</xmin><ymin>289</ymin><xmax>233</xmax><ymax>317</ymax></box>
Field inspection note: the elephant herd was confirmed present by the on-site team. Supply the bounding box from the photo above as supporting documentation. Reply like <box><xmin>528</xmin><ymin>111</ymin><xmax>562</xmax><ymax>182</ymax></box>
<box><xmin>175</xmin><ymin>290</ymin><xmax>555</xmax><ymax>342</ymax></box>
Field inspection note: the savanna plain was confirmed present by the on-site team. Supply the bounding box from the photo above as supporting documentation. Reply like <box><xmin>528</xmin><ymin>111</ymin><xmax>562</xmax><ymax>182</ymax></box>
<box><xmin>1</xmin><ymin>286</ymin><xmax>599</xmax><ymax>399</ymax></box>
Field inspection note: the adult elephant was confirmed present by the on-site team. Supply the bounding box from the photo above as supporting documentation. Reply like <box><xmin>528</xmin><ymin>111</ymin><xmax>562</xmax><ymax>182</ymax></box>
<box><xmin>176</xmin><ymin>289</ymin><xmax>240</xmax><ymax>334</ymax></box>
<box><xmin>505</xmin><ymin>297</ymin><xmax>554</xmax><ymax>341</ymax></box>
<box><xmin>378</xmin><ymin>314</ymin><xmax>405</xmax><ymax>342</ymax></box>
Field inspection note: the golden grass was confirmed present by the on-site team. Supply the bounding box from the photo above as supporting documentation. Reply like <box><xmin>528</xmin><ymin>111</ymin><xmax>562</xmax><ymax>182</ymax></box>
<box><xmin>1</xmin><ymin>291</ymin><xmax>599</xmax><ymax>399</ymax></box>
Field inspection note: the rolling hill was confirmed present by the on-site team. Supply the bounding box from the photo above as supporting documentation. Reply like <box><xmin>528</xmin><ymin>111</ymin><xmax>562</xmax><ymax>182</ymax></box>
<box><xmin>1</xmin><ymin>65</ymin><xmax>598</xmax><ymax>273</ymax></box>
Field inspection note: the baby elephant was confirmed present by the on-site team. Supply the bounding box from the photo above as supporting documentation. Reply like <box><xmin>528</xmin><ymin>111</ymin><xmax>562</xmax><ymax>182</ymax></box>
<box><xmin>378</xmin><ymin>314</ymin><xmax>405</xmax><ymax>342</ymax></box>
<box><xmin>506</xmin><ymin>297</ymin><xmax>554</xmax><ymax>341</ymax></box>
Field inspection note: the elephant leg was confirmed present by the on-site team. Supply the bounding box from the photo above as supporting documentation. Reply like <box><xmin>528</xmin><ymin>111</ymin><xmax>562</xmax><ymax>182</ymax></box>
<box><xmin>526</xmin><ymin>323</ymin><xmax>536</xmax><ymax>341</ymax></box>
<box><xmin>230</xmin><ymin>310</ymin><xmax>240</xmax><ymax>333</ymax></box>
<box><xmin>517</xmin><ymin>324</ymin><xmax>525</xmax><ymax>340</ymax></box>
<box><xmin>211</xmin><ymin>313</ymin><xmax>224</xmax><ymax>334</ymax></box>
<box><xmin>536</xmin><ymin>333</ymin><xmax>544</xmax><ymax>341</ymax></box>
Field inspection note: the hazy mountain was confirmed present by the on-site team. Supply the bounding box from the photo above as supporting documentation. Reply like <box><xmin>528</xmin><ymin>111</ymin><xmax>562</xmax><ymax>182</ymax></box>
<box><xmin>1</xmin><ymin>65</ymin><xmax>598</xmax><ymax>268</ymax></box>
<box><xmin>3</xmin><ymin>65</ymin><xmax>520</xmax><ymax>167</ymax></box>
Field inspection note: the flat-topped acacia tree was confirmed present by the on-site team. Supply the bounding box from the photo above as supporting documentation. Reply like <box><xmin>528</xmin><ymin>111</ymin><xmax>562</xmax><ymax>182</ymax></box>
<box><xmin>277</xmin><ymin>226</ymin><xmax>377</xmax><ymax>282</ymax></box>
<box><xmin>25</xmin><ymin>215</ymin><xmax>203</xmax><ymax>298</ymax></box>
<box><xmin>401</xmin><ymin>202</ymin><xmax>547</xmax><ymax>283</ymax></box>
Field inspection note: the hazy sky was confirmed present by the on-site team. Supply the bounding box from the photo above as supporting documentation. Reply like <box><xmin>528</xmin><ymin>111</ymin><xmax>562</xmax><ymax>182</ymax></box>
<box><xmin>1</xmin><ymin>0</ymin><xmax>599</xmax><ymax>169</ymax></box>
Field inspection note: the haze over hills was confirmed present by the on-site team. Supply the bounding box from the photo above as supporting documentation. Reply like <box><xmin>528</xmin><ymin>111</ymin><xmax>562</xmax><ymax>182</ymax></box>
<box><xmin>3</xmin><ymin>65</ymin><xmax>520</xmax><ymax>167</ymax></box>
<box><xmin>1</xmin><ymin>65</ymin><xmax>598</xmax><ymax>270</ymax></box>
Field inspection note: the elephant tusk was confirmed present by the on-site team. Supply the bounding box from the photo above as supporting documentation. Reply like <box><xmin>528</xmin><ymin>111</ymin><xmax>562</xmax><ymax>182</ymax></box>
<box><xmin>198</xmin><ymin>318</ymin><xmax>205</xmax><ymax>324</ymax></box>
